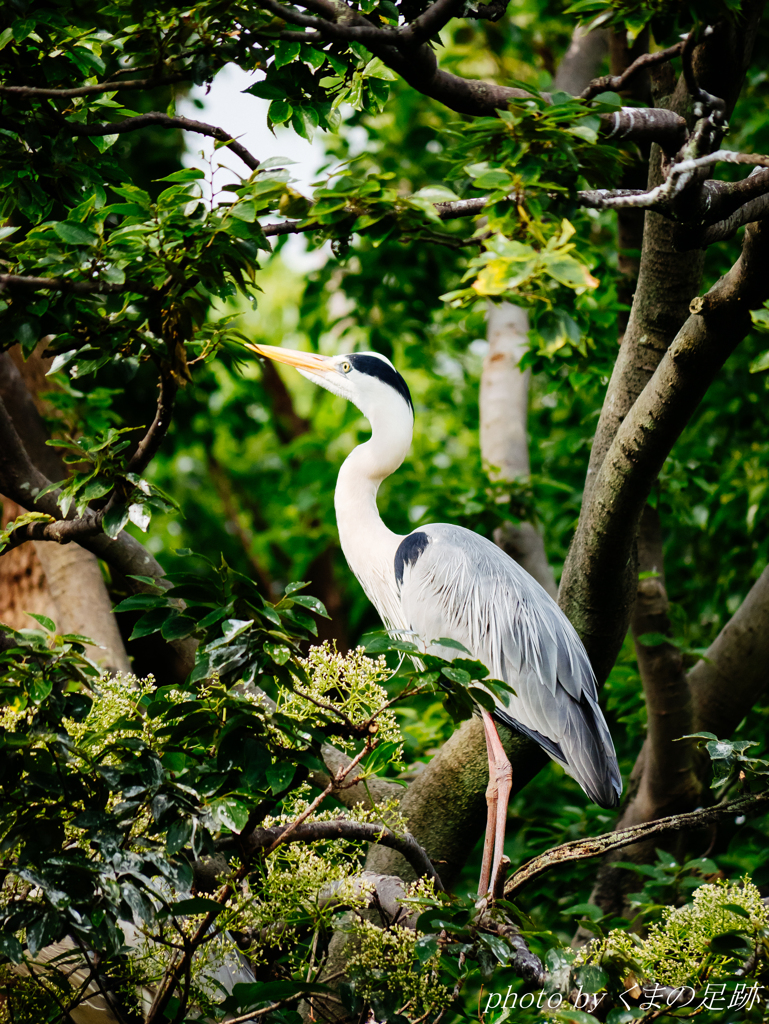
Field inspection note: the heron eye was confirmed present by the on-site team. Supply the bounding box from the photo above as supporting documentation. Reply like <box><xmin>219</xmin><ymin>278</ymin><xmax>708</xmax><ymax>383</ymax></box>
<box><xmin>340</xmin><ymin>360</ymin><xmax>352</xmax><ymax>373</ymax></box>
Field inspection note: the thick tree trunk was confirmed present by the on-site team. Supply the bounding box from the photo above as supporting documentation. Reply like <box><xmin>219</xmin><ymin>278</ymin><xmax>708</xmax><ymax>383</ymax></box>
<box><xmin>0</xmin><ymin>499</ymin><xmax>59</xmax><ymax>630</ymax></box>
<box><xmin>559</xmin><ymin>3</ymin><xmax>766</xmax><ymax>679</ymax></box>
<box><xmin>0</xmin><ymin>349</ymin><xmax>130</xmax><ymax>673</ymax></box>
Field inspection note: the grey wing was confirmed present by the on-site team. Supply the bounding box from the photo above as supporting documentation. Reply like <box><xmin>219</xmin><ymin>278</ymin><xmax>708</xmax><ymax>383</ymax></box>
<box><xmin>395</xmin><ymin>523</ymin><xmax>622</xmax><ymax>809</ymax></box>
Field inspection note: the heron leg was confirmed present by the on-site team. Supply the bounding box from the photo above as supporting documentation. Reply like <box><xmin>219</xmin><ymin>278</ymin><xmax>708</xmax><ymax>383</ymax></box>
<box><xmin>478</xmin><ymin>710</ymin><xmax>513</xmax><ymax>898</ymax></box>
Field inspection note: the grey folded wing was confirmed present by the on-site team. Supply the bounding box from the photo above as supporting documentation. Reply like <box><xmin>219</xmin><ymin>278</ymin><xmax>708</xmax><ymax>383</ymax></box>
<box><xmin>395</xmin><ymin>522</ymin><xmax>622</xmax><ymax>808</ymax></box>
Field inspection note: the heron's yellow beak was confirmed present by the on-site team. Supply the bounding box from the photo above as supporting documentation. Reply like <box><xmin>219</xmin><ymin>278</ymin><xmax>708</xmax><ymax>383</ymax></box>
<box><xmin>244</xmin><ymin>343</ymin><xmax>336</xmax><ymax>375</ymax></box>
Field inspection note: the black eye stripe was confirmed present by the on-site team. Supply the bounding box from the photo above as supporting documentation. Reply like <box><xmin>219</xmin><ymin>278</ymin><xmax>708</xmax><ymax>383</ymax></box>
<box><xmin>348</xmin><ymin>354</ymin><xmax>413</xmax><ymax>412</ymax></box>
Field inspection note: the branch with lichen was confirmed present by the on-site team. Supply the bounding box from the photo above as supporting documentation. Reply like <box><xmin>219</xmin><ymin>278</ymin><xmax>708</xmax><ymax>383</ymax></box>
<box><xmin>504</xmin><ymin>791</ymin><xmax>769</xmax><ymax>898</ymax></box>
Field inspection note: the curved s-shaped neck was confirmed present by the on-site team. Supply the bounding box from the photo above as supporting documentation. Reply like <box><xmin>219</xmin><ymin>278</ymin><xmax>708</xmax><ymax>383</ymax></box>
<box><xmin>334</xmin><ymin>402</ymin><xmax>413</xmax><ymax>614</ymax></box>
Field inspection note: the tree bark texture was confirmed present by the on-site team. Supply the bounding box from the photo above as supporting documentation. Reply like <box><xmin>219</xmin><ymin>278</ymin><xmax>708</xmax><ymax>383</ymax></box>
<box><xmin>0</xmin><ymin>350</ymin><xmax>130</xmax><ymax>673</ymax></box>
<box><xmin>481</xmin><ymin>301</ymin><xmax>531</xmax><ymax>483</ymax></box>
<box><xmin>553</xmin><ymin>27</ymin><xmax>608</xmax><ymax>96</ymax></box>
<box><xmin>0</xmin><ymin>499</ymin><xmax>59</xmax><ymax>631</ymax></box>
<box><xmin>690</xmin><ymin>563</ymin><xmax>769</xmax><ymax>737</ymax></box>
<box><xmin>585</xmin><ymin>506</ymin><xmax>702</xmax><ymax>918</ymax></box>
<box><xmin>560</xmin><ymin>3</ymin><xmax>766</xmax><ymax>679</ymax></box>
<box><xmin>481</xmin><ymin>301</ymin><xmax>559</xmax><ymax>599</ymax></box>
<box><xmin>560</xmin><ymin>214</ymin><xmax>769</xmax><ymax>683</ymax></box>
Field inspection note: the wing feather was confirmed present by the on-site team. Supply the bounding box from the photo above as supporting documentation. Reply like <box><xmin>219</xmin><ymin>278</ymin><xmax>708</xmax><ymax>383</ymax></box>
<box><xmin>395</xmin><ymin>523</ymin><xmax>622</xmax><ymax>808</ymax></box>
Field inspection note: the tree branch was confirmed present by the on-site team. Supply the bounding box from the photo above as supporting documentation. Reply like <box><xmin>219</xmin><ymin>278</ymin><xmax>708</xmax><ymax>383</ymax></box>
<box><xmin>399</xmin><ymin>0</ymin><xmax>465</xmax><ymax>47</ymax></box>
<box><xmin>560</xmin><ymin>218</ymin><xmax>769</xmax><ymax>681</ymax></box>
<box><xmin>220</xmin><ymin>819</ymin><xmax>444</xmax><ymax>889</ymax></box>
<box><xmin>505</xmin><ymin>791</ymin><xmax>769</xmax><ymax>897</ymax></box>
<box><xmin>690</xmin><ymin>563</ymin><xmax>769</xmax><ymax>737</ymax></box>
<box><xmin>0</xmin><ymin>75</ymin><xmax>187</xmax><ymax>99</ymax></box>
<box><xmin>259</xmin><ymin>0</ymin><xmax>689</xmax><ymax>148</ymax></box>
<box><xmin>559</xmin><ymin>3</ymin><xmax>766</xmax><ymax>678</ymax></box>
<box><xmin>0</xmin><ymin>274</ymin><xmax>139</xmax><ymax>295</ymax></box>
<box><xmin>59</xmin><ymin>113</ymin><xmax>260</xmax><ymax>172</ymax></box>
<box><xmin>580</xmin><ymin>39</ymin><xmax>687</xmax><ymax>101</ymax></box>
<box><xmin>309</xmin><ymin>743</ymin><xmax>405</xmax><ymax>809</ymax></box>
<box><xmin>258</xmin><ymin>0</ymin><xmax>394</xmax><ymax>45</ymax></box>
<box><xmin>631</xmin><ymin>506</ymin><xmax>698</xmax><ymax>811</ymax></box>
<box><xmin>125</xmin><ymin>371</ymin><xmax>178</xmax><ymax>477</ymax></box>
<box><xmin>583</xmin><ymin>506</ymin><xmax>703</xmax><ymax>919</ymax></box>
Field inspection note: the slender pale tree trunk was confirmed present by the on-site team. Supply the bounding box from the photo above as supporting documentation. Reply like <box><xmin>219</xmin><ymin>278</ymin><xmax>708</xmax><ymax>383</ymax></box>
<box><xmin>481</xmin><ymin>301</ymin><xmax>558</xmax><ymax>598</ymax></box>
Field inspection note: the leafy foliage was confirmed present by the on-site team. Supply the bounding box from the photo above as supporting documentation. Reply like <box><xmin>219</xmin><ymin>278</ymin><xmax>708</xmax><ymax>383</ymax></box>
<box><xmin>3</xmin><ymin>0</ymin><xmax>769</xmax><ymax>1020</ymax></box>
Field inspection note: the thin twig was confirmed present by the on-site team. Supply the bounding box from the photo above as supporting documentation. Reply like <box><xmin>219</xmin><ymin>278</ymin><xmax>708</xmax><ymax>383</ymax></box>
<box><xmin>126</xmin><ymin>370</ymin><xmax>178</xmax><ymax>477</ymax></box>
<box><xmin>256</xmin><ymin>0</ymin><xmax>393</xmax><ymax>46</ymax></box>
<box><xmin>263</xmin><ymin>742</ymin><xmax>371</xmax><ymax>855</ymax></box>
<box><xmin>581</xmin><ymin>37</ymin><xmax>688</xmax><ymax>101</ymax></box>
<box><xmin>58</xmin><ymin>112</ymin><xmax>260</xmax><ymax>172</ymax></box>
<box><xmin>0</xmin><ymin>75</ymin><xmax>187</xmax><ymax>99</ymax></box>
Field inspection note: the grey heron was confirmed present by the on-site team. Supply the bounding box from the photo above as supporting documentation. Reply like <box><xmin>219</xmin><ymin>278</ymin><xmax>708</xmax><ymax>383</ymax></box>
<box><xmin>247</xmin><ymin>344</ymin><xmax>622</xmax><ymax>896</ymax></box>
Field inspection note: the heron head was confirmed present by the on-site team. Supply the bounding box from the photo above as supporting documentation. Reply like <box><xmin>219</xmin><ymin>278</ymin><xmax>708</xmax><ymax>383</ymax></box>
<box><xmin>246</xmin><ymin>344</ymin><xmax>413</xmax><ymax>424</ymax></box>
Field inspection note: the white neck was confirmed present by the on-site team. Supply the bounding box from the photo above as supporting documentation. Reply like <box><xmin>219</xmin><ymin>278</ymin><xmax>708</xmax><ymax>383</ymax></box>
<box><xmin>334</xmin><ymin>404</ymin><xmax>413</xmax><ymax>625</ymax></box>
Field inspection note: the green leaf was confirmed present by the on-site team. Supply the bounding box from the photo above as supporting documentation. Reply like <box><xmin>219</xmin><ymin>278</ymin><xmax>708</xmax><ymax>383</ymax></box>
<box><xmin>155</xmin><ymin>168</ymin><xmax>206</xmax><ymax>182</ymax></box>
<box><xmin>749</xmin><ymin>348</ymin><xmax>769</xmax><ymax>373</ymax></box>
<box><xmin>264</xmin><ymin>641</ymin><xmax>291</xmax><ymax>665</ymax></box>
<box><xmin>166</xmin><ymin>818</ymin><xmax>193</xmax><ymax>855</ymax></box>
<box><xmin>284</xmin><ymin>581</ymin><xmax>310</xmax><ymax>595</ymax></box>
<box><xmin>709</xmin><ymin>931</ymin><xmax>753</xmax><ymax>955</ymax></box>
<box><xmin>229</xmin><ymin>981</ymin><xmax>329</xmax><ymax>1011</ymax></box>
<box><xmin>161</xmin><ymin>614</ymin><xmax>197</xmax><ymax>641</ymax></box>
<box><xmin>113</xmin><ymin>594</ymin><xmax>170</xmax><ymax>613</ymax></box>
<box><xmin>30</xmin><ymin>677</ymin><xmax>54</xmax><ymax>703</ymax></box>
<box><xmin>442</xmin><ymin>665</ymin><xmax>471</xmax><ymax>686</ymax></box>
<box><xmin>26</xmin><ymin>613</ymin><xmax>56</xmax><ymax>633</ymax></box>
<box><xmin>722</xmin><ymin>903</ymin><xmax>752</xmax><ymax>919</ymax></box>
<box><xmin>554</xmin><ymin>1011</ymin><xmax>601</xmax><ymax>1024</ymax></box>
<box><xmin>291</xmin><ymin>106</ymin><xmax>320</xmax><ymax>142</ymax></box>
<box><xmin>575</xmin><ymin>964</ymin><xmax>609</xmax><ymax>993</ymax></box>
<box><xmin>164</xmin><ymin>896</ymin><xmax>224</xmax><ymax>917</ymax></box>
<box><xmin>54</xmin><ymin>221</ymin><xmax>98</xmax><ymax>245</ymax></box>
<box><xmin>479</xmin><ymin>932</ymin><xmax>511</xmax><ymax>963</ymax></box>
<box><xmin>290</xmin><ymin>594</ymin><xmax>330</xmax><ymax>617</ymax></box>
<box><xmin>414</xmin><ymin>934</ymin><xmax>439</xmax><ymax>963</ymax></box>
<box><xmin>563</xmin><ymin>902</ymin><xmax>603</xmax><ymax>921</ymax></box>
<box><xmin>126</xmin><ymin>575</ymin><xmax>165</xmax><ymax>590</ymax></box>
<box><xmin>0</xmin><ymin>932</ymin><xmax>23</xmax><ymax>963</ymax></box>
<box><xmin>266</xmin><ymin>762</ymin><xmax>296</xmax><ymax>794</ymax></box>
<box><xmin>362</xmin><ymin>57</ymin><xmax>399</xmax><ymax>81</ymax></box>
<box><xmin>274</xmin><ymin>40</ymin><xmax>301</xmax><ymax>68</ymax></box>
<box><xmin>129</xmin><ymin>608</ymin><xmax>175</xmax><ymax>640</ymax></box>
<box><xmin>230</xmin><ymin>200</ymin><xmax>257</xmax><ymax>222</ymax></box>
<box><xmin>269</xmin><ymin>99</ymin><xmax>293</xmax><ymax>125</ymax></box>
<box><xmin>209</xmin><ymin>796</ymin><xmax>250</xmax><ymax>832</ymax></box>
<box><xmin>606</xmin><ymin>1012</ymin><xmax>640</xmax><ymax>1024</ymax></box>
<box><xmin>435</xmin><ymin>637</ymin><xmax>473</xmax><ymax>655</ymax></box>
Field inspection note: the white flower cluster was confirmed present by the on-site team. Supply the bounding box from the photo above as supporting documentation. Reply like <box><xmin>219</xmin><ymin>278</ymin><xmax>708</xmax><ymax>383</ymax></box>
<box><xmin>279</xmin><ymin>642</ymin><xmax>403</xmax><ymax>755</ymax></box>
<box><xmin>347</xmin><ymin>879</ymin><xmax>450</xmax><ymax>1016</ymax></box>
<box><xmin>577</xmin><ymin>876</ymin><xmax>768</xmax><ymax>987</ymax></box>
